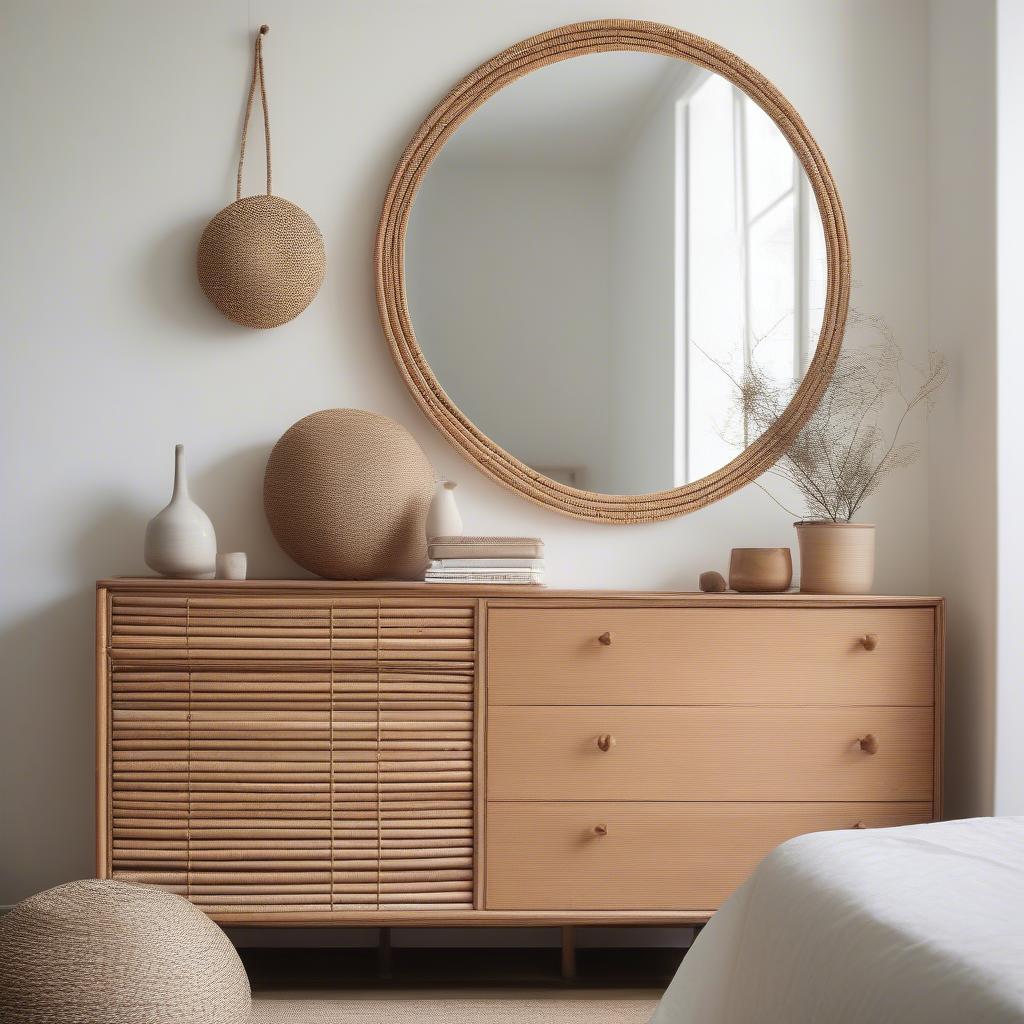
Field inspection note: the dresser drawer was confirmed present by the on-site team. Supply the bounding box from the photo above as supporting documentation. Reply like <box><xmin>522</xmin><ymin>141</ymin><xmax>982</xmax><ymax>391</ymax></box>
<box><xmin>488</xmin><ymin>706</ymin><xmax>934</xmax><ymax>801</ymax></box>
<box><xmin>487</xmin><ymin>607</ymin><xmax>935</xmax><ymax>705</ymax></box>
<box><xmin>485</xmin><ymin>801</ymin><xmax>933</xmax><ymax>910</ymax></box>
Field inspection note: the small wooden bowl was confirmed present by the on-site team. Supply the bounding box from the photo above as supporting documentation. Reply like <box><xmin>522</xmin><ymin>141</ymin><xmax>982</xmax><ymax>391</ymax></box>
<box><xmin>728</xmin><ymin>548</ymin><xmax>793</xmax><ymax>593</ymax></box>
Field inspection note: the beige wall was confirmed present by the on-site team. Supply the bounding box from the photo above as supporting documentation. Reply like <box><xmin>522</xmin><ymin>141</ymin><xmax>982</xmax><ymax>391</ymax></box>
<box><xmin>1</xmin><ymin>0</ymin><xmax>939</xmax><ymax>905</ymax></box>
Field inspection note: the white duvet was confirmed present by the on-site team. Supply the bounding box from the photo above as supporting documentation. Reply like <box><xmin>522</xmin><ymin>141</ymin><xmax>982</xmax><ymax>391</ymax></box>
<box><xmin>651</xmin><ymin>817</ymin><xmax>1024</xmax><ymax>1024</ymax></box>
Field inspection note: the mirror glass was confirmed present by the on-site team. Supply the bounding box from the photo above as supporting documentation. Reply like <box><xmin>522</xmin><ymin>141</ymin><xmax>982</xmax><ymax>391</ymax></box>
<box><xmin>406</xmin><ymin>51</ymin><xmax>827</xmax><ymax>494</ymax></box>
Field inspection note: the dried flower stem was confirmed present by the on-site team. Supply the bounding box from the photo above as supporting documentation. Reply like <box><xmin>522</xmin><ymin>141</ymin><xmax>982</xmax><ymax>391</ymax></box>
<box><xmin>710</xmin><ymin>311</ymin><xmax>947</xmax><ymax>522</ymax></box>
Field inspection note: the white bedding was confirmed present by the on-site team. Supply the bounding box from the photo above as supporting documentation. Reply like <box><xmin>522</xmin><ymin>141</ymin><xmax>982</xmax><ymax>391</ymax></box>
<box><xmin>651</xmin><ymin>817</ymin><xmax>1024</xmax><ymax>1024</ymax></box>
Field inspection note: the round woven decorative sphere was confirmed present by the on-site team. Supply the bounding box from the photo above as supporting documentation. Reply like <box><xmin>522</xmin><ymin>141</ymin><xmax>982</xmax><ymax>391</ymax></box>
<box><xmin>0</xmin><ymin>879</ymin><xmax>252</xmax><ymax>1024</ymax></box>
<box><xmin>197</xmin><ymin>194</ymin><xmax>325</xmax><ymax>329</ymax></box>
<box><xmin>264</xmin><ymin>409</ymin><xmax>434</xmax><ymax>580</ymax></box>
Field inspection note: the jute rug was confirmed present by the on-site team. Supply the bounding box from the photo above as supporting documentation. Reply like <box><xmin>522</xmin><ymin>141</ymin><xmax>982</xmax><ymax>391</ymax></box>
<box><xmin>252</xmin><ymin>992</ymin><xmax>659</xmax><ymax>1022</ymax></box>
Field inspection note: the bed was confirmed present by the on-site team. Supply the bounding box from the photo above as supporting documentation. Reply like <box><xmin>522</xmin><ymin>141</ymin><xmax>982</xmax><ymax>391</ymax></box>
<box><xmin>650</xmin><ymin>817</ymin><xmax>1024</xmax><ymax>1024</ymax></box>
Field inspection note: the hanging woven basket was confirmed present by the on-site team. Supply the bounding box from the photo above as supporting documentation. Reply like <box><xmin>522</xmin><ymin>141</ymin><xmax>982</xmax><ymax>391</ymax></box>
<box><xmin>197</xmin><ymin>25</ymin><xmax>325</xmax><ymax>329</ymax></box>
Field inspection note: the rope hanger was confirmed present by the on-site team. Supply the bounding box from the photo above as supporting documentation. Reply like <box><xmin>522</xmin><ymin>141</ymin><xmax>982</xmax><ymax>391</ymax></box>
<box><xmin>195</xmin><ymin>20</ymin><xmax>324</xmax><ymax>328</ymax></box>
<box><xmin>236</xmin><ymin>24</ymin><xmax>272</xmax><ymax>200</ymax></box>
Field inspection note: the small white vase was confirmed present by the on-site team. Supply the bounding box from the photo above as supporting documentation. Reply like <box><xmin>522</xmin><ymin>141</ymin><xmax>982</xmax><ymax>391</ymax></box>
<box><xmin>426</xmin><ymin>480</ymin><xmax>463</xmax><ymax>541</ymax></box>
<box><xmin>144</xmin><ymin>445</ymin><xmax>217</xmax><ymax>578</ymax></box>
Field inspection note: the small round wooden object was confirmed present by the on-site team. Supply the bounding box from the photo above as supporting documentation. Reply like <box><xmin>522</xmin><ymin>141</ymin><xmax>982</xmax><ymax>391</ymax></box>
<box><xmin>598</xmin><ymin>631</ymin><xmax>613</xmax><ymax>646</ymax></box>
<box><xmin>596</xmin><ymin>734</ymin><xmax>616</xmax><ymax>752</ymax></box>
<box><xmin>699</xmin><ymin>571</ymin><xmax>727</xmax><ymax>593</ymax></box>
<box><xmin>593</xmin><ymin>824</ymin><xmax>609</xmax><ymax>837</ymax></box>
<box><xmin>728</xmin><ymin>548</ymin><xmax>793</xmax><ymax>593</ymax></box>
<box><xmin>858</xmin><ymin>734</ymin><xmax>880</xmax><ymax>755</ymax></box>
<box><xmin>852</xmin><ymin>821</ymin><xmax>867</xmax><ymax>829</ymax></box>
<box><xmin>860</xmin><ymin>633</ymin><xmax>879</xmax><ymax>651</ymax></box>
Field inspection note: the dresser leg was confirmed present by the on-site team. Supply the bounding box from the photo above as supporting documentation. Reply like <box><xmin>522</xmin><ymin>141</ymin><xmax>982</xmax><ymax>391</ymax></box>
<box><xmin>377</xmin><ymin>927</ymin><xmax>393</xmax><ymax>979</ymax></box>
<box><xmin>560</xmin><ymin>926</ymin><xmax>576</xmax><ymax>981</ymax></box>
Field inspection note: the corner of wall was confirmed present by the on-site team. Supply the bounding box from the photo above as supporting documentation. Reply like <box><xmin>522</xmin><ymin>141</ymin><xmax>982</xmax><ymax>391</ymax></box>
<box><xmin>925</xmin><ymin>0</ymin><xmax>998</xmax><ymax>817</ymax></box>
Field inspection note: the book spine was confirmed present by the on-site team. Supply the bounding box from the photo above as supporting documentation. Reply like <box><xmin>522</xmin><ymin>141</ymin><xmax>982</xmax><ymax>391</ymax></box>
<box><xmin>428</xmin><ymin>547</ymin><xmax>543</xmax><ymax>560</ymax></box>
<box><xmin>430</xmin><ymin>559</ymin><xmax>544</xmax><ymax>570</ymax></box>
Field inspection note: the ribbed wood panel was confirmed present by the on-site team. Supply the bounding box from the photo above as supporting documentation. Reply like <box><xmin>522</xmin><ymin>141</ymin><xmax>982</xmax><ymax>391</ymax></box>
<box><xmin>107</xmin><ymin>594</ymin><xmax>475</xmax><ymax>916</ymax></box>
<box><xmin>110</xmin><ymin>595</ymin><xmax>334</xmax><ymax>663</ymax></box>
<box><xmin>330</xmin><ymin>605</ymin><xmax>379</xmax><ymax>912</ymax></box>
<box><xmin>110</xmin><ymin>667</ymin><xmax>189</xmax><ymax>893</ymax></box>
<box><xmin>377</xmin><ymin>602</ymin><xmax>475</xmax><ymax>910</ymax></box>
<box><xmin>189</xmin><ymin>667</ymin><xmax>335</xmax><ymax>915</ymax></box>
<box><xmin>110</xmin><ymin>665</ymin><xmax>336</xmax><ymax>914</ymax></box>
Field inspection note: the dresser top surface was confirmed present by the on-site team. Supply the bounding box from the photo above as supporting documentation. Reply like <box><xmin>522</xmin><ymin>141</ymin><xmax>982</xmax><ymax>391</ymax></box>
<box><xmin>96</xmin><ymin>578</ymin><xmax>942</xmax><ymax>607</ymax></box>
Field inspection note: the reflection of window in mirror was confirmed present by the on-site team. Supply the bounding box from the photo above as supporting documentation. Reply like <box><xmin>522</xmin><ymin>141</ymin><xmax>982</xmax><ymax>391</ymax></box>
<box><xmin>678</xmin><ymin>75</ymin><xmax>827</xmax><ymax>484</ymax></box>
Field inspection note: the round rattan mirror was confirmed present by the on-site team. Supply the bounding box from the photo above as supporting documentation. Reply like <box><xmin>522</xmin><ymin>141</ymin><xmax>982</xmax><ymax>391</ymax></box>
<box><xmin>376</xmin><ymin>20</ymin><xmax>849</xmax><ymax>523</ymax></box>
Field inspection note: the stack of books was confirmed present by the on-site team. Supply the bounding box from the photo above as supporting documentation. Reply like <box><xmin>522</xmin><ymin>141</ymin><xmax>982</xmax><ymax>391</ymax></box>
<box><xmin>425</xmin><ymin>536</ymin><xmax>545</xmax><ymax>585</ymax></box>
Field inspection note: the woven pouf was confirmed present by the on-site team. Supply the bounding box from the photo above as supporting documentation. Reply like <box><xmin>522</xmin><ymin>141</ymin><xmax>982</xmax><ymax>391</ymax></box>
<box><xmin>264</xmin><ymin>408</ymin><xmax>434</xmax><ymax>580</ymax></box>
<box><xmin>0</xmin><ymin>879</ymin><xmax>252</xmax><ymax>1024</ymax></box>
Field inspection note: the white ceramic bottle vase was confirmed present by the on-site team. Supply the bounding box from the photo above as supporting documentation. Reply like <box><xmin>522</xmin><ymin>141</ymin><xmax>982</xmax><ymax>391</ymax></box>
<box><xmin>144</xmin><ymin>445</ymin><xmax>217</xmax><ymax>578</ymax></box>
<box><xmin>425</xmin><ymin>480</ymin><xmax>463</xmax><ymax>541</ymax></box>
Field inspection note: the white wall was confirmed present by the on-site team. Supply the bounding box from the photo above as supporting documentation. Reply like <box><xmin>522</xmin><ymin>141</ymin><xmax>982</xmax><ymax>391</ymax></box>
<box><xmin>927</xmin><ymin>0</ymin><xmax>998</xmax><ymax>819</ymax></box>
<box><xmin>1</xmin><ymin>0</ymin><xmax>935</xmax><ymax>905</ymax></box>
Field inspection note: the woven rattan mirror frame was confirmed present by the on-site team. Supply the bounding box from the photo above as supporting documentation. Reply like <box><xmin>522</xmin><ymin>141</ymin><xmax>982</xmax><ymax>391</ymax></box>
<box><xmin>375</xmin><ymin>20</ymin><xmax>850</xmax><ymax>523</ymax></box>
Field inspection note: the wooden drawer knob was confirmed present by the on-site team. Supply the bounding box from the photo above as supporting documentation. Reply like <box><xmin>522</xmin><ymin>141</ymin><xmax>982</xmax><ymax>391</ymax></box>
<box><xmin>858</xmin><ymin>733</ymin><xmax>880</xmax><ymax>755</ymax></box>
<box><xmin>860</xmin><ymin>633</ymin><xmax>879</xmax><ymax>651</ymax></box>
<box><xmin>596</xmin><ymin>734</ymin><xmax>616</xmax><ymax>752</ymax></box>
<box><xmin>593</xmin><ymin>824</ymin><xmax>609</xmax><ymax>837</ymax></box>
<box><xmin>598</xmin><ymin>631</ymin><xmax>613</xmax><ymax>646</ymax></box>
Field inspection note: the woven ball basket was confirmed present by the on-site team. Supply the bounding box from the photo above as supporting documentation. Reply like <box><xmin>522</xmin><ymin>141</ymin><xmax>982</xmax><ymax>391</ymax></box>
<box><xmin>198</xmin><ymin>25</ymin><xmax>324</xmax><ymax>329</ymax></box>
<box><xmin>198</xmin><ymin>194</ymin><xmax>325</xmax><ymax>329</ymax></box>
<box><xmin>264</xmin><ymin>408</ymin><xmax>434</xmax><ymax>580</ymax></box>
<box><xmin>0</xmin><ymin>879</ymin><xmax>252</xmax><ymax>1024</ymax></box>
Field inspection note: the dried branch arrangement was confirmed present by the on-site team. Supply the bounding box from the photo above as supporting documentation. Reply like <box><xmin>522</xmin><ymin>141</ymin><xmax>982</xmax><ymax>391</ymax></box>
<box><xmin>723</xmin><ymin>312</ymin><xmax>947</xmax><ymax>522</ymax></box>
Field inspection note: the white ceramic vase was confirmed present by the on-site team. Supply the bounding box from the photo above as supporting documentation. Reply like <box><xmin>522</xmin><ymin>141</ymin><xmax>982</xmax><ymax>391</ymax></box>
<box><xmin>144</xmin><ymin>445</ymin><xmax>217</xmax><ymax>578</ymax></box>
<box><xmin>425</xmin><ymin>480</ymin><xmax>463</xmax><ymax>541</ymax></box>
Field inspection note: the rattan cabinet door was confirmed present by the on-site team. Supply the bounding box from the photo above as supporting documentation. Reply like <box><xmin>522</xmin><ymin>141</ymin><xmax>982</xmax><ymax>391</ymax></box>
<box><xmin>109</xmin><ymin>667</ymin><xmax>189</xmax><ymax>893</ymax></box>
<box><xmin>103</xmin><ymin>590</ymin><xmax>478</xmax><ymax>920</ymax></box>
<box><xmin>376</xmin><ymin>601</ymin><xmax>476</xmax><ymax>910</ymax></box>
<box><xmin>184</xmin><ymin>666</ymin><xmax>336</xmax><ymax>915</ymax></box>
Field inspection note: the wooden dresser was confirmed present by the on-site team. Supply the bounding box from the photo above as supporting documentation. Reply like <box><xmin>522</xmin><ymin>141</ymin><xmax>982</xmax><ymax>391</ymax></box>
<box><xmin>96</xmin><ymin>581</ymin><xmax>943</xmax><ymax>929</ymax></box>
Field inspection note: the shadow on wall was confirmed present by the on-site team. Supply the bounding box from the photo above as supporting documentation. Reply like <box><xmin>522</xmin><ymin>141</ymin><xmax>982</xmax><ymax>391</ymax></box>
<box><xmin>0</xmin><ymin>592</ymin><xmax>98</xmax><ymax>901</ymax></box>
<box><xmin>0</xmin><ymin>497</ymin><xmax>145</xmax><ymax>901</ymax></box>
<box><xmin>138</xmin><ymin>213</ymin><xmax>250</xmax><ymax>340</ymax></box>
<box><xmin>191</xmin><ymin>444</ymin><xmax>314</xmax><ymax>580</ymax></box>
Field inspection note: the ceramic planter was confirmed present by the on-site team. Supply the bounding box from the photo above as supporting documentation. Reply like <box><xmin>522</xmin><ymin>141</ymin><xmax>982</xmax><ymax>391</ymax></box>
<box><xmin>795</xmin><ymin>521</ymin><xmax>875</xmax><ymax>594</ymax></box>
<box><xmin>728</xmin><ymin>547</ymin><xmax>793</xmax><ymax>593</ymax></box>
